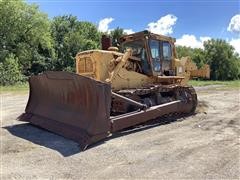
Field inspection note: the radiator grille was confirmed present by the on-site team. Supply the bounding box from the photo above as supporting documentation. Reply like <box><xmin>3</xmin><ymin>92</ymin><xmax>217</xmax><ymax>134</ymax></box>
<box><xmin>78</xmin><ymin>57</ymin><xmax>93</xmax><ymax>73</ymax></box>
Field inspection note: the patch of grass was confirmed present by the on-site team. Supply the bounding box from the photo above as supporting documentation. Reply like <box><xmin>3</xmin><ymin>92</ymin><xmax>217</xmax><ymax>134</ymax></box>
<box><xmin>0</xmin><ymin>82</ymin><xmax>29</xmax><ymax>92</ymax></box>
<box><xmin>188</xmin><ymin>80</ymin><xmax>240</xmax><ymax>88</ymax></box>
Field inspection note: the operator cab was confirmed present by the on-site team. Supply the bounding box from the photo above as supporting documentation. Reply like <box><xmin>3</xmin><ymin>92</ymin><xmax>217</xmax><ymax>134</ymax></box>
<box><xmin>120</xmin><ymin>30</ymin><xmax>176</xmax><ymax>76</ymax></box>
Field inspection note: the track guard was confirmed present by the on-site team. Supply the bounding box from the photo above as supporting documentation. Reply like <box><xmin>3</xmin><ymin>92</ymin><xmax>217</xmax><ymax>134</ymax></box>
<box><xmin>19</xmin><ymin>71</ymin><xmax>111</xmax><ymax>150</ymax></box>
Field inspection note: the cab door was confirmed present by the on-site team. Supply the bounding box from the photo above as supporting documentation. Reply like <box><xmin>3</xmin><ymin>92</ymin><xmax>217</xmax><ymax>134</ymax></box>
<box><xmin>161</xmin><ymin>41</ymin><xmax>173</xmax><ymax>75</ymax></box>
<box><xmin>149</xmin><ymin>39</ymin><xmax>161</xmax><ymax>76</ymax></box>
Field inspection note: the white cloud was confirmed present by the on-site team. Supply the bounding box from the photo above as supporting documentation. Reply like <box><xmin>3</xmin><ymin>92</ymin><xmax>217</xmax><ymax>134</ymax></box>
<box><xmin>229</xmin><ymin>38</ymin><xmax>240</xmax><ymax>54</ymax></box>
<box><xmin>147</xmin><ymin>14</ymin><xmax>177</xmax><ymax>35</ymax></box>
<box><xmin>123</xmin><ymin>29</ymin><xmax>135</xmax><ymax>34</ymax></box>
<box><xmin>98</xmin><ymin>17</ymin><xmax>114</xmax><ymax>32</ymax></box>
<box><xmin>200</xmin><ymin>36</ymin><xmax>211</xmax><ymax>43</ymax></box>
<box><xmin>176</xmin><ymin>34</ymin><xmax>211</xmax><ymax>49</ymax></box>
<box><xmin>227</xmin><ymin>14</ymin><xmax>240</xmax><ymax>34</ymax></box>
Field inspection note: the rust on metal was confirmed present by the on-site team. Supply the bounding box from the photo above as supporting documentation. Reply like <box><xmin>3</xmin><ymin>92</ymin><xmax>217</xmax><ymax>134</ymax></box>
<box><xmin>111</xmin><ymin>91</ymin><xmax>147</xmax><ymax>110</ymax></box>
<box><xmin>110</xmin><ymin>100</ymin><xmax>192</xmax><ymax>132</ymax></box>
<box><xmin>101</xmin><ymin>35</ymin><xmax>112</xmax><ymax>50</ymax></box>
<box><xmin>19</xmin><ymin>71</ymin><xmax>111</xmax><ymax>150</ymax></box>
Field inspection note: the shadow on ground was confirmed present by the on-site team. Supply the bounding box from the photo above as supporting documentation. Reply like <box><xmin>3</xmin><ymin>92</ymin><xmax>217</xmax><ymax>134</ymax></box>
<box><xmin>4</xmin><ymin>123</ymin><xmax>81</xmax><ymax>157</ymax></box>
<box><xmin>4</xmin><ymin>114</ymin><xmax>191</xmax><ymax>157</ymax></box>
<box><xmin>87</xmin><ymin>115</ymin><xmax>185</xmax><ymax>150</ymax></box>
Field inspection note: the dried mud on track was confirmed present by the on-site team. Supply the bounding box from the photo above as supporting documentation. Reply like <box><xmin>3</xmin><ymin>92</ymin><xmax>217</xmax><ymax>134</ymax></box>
<box><xmin>1</xmin><ymin>86</ymin><xmax>240</xmax><ymax>179</ymax></box>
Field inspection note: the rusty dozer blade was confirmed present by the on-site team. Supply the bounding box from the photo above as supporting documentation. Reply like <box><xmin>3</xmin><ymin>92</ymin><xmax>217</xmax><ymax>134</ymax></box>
<box><xmin>19</xmin><ymin>71</ymin><xmax>111</xmax><ymax>150</ymax></box>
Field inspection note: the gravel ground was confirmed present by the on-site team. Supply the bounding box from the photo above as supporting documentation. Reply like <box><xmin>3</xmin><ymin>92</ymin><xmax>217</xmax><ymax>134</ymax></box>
<box><xmin>1</xmin><ymin>86</ymin><xmax>240</xmax><ymax>179</ymax></box>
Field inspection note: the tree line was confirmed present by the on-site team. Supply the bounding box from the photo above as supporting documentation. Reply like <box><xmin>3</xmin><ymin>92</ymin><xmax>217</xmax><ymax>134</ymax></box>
<box><xmin>0</xmin><ymin>0</ymin><xmax>239</xmax><ymax>85</ymax></box>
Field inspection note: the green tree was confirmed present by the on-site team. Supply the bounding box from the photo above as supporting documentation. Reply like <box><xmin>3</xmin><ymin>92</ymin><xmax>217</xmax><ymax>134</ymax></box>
<box><xmin>176</xmin><ymin>46</ymin><xmax>206</xmax><ymax>68</ymax></box>
<box><xmin>51</xmin><ymin>15</ymin><xmax>101</xmax><ymax>71</ymax></box>
<box><xmin>204</xmin><ymin>39</ymin><xmax>240</xmax><ymax>80</ymax></box>
<box><xmin>191</xmin><ymin>48</ymin><xmax>206</xmax><ymax>68</ymax></box>
<box><xmin>0</xmin><ymin>0</ymin><xmax>54</xmax><ymax>76</ymax></box>
<box><xmin>176</xmin><ymin>46</ymin><xmax>194</xmax><ymax>58</ymax></box>
<box><xmin>0</xmin><ymin>54</ymin><xmax>23</xmax><ymax>85</ymax></box>
<box><xmin>110</xmin><ymin>27</ymin><xmax>125</xmax><ymax>47</ymax></box>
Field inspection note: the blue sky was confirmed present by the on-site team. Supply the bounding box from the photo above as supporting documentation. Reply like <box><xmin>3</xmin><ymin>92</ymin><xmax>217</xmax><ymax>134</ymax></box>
<box><xmin>27</xmin><ymin>0</ymin><xmax>240</xmax><ymax>51</ymax></box>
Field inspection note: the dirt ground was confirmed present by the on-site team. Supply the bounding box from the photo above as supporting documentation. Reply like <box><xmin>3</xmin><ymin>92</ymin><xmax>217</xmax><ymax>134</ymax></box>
<box><xmin>1</xmin><ymin>86</ymin><xmax>239</xmax><ymax>179</ymax></box>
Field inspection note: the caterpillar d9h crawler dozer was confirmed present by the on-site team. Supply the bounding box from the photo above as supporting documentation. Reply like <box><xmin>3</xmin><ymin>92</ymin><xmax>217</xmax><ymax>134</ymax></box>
<box><xmin>19</xmin><ymin>30</ymin><xmax>198</xmax><ymax>150</ymax></box>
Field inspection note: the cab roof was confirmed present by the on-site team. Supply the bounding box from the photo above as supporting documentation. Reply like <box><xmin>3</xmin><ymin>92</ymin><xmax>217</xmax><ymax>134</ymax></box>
<box><xmin>119</xmin><ymin>30</ymin><xmax>176</xmax><ymax>44</ymax></box>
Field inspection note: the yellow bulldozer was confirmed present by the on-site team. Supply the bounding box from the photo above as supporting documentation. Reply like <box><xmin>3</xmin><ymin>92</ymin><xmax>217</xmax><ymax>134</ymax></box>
<box><xmin>19</xmin><ymin>30</ymin><xmax>210</xmax><ymax>150</ymax></box>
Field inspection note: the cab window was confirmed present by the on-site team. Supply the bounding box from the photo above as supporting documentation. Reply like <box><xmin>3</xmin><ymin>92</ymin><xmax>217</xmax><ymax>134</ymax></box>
<box><xmin>121</xmin><ymin>40</ymin><xmax>149</xmax><ymax>74</ymax></box>
<box><xmin>121</xmin><ymin>40</ymin><xmax>144</xmax><ymax>58</ymax></box>
<box><xmin>163</xmin><ymin>42</ymin><xmax>172</xmax><ymax>60</ymax></box>
<box><xmin>149</xmin><ymin>40</ymin><xmax>160</xmax><ymax>72</ymax></box>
